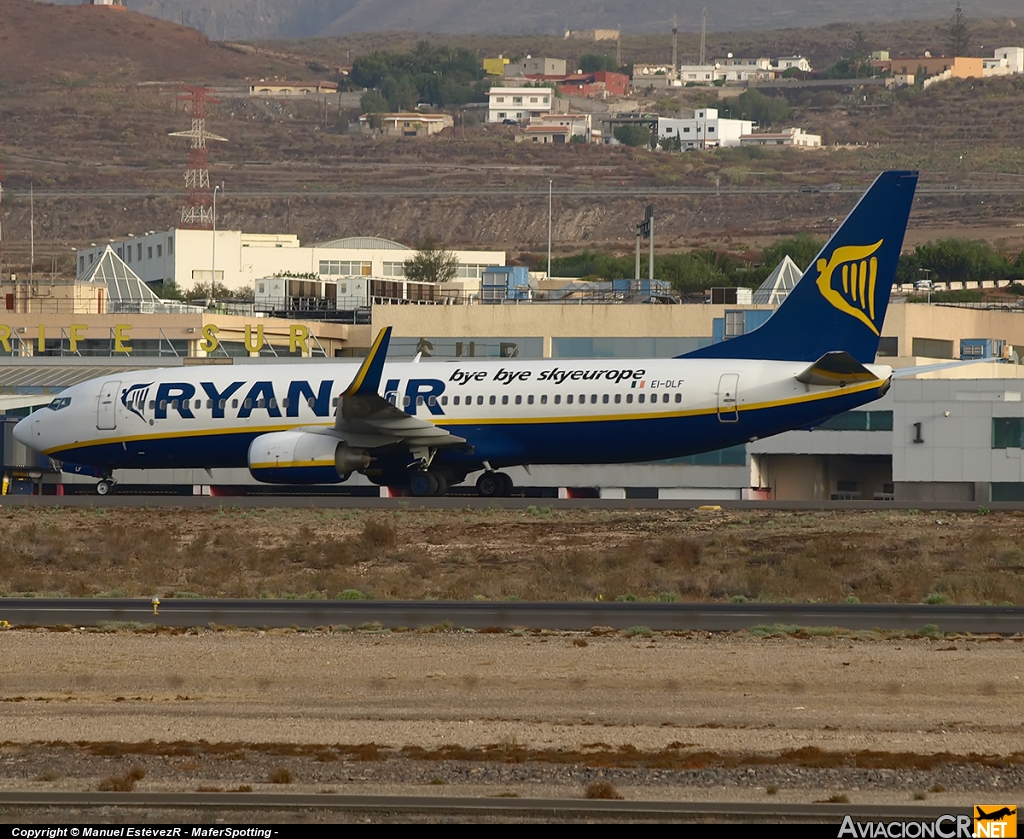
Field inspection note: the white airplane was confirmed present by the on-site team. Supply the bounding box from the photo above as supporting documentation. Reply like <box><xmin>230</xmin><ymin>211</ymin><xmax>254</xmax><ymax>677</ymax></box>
<box><xmin>15</xmin><ymin>171</ymin><xmax>919</xmax><ymax>497</ymax></box>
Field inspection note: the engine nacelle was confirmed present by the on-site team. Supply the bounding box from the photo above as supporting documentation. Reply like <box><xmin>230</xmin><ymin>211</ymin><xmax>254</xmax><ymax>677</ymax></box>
<box><xmin>248</xmin><ymin>430</ymin><xmax>370</xmax><ymax>484</ymax></box>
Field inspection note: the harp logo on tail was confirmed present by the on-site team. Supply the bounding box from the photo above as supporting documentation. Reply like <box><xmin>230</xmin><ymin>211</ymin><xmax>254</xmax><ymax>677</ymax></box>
<box><xmin>815</xmin><ymin>240</ymin><xmax>885</xmax><ymax>335</ymax></box>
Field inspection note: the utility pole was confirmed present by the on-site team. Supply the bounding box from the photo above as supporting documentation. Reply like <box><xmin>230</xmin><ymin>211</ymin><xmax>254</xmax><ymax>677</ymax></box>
<box><xmin>547</xmin><ymin>180</ymin><xmax>553</xmax><ymax>278</ymax></box>
<box><xmin>699</xmin><ymin>7</ymin><xmax>707</xmax><ymax>66</ymax></box>
<box><xmin>672</xmin><ymin>15</ymin><xmax>678</xmax><ymax>80</ymax></box>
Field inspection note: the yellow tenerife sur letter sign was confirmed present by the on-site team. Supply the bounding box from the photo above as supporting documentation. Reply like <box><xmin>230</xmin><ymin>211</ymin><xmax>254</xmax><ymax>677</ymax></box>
<box><xmin>815</xmin><ymin>240</ymin><xmax>884</xmax><ymax>335</ymax></box>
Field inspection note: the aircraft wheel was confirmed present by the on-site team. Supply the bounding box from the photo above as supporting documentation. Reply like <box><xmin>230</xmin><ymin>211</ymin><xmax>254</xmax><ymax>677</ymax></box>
<box><xmin>408</xmin><ymin>471</ymin><xmax>440</xmax><ymax>497</ymax></box>
<box><xmin>476</xmin><ymin>471</ymin><xmax>504</xmax><ymax>498</ymax></box>
<box><xmin>495</xmin><ymin>472</ymin><xmax>514</xmax><ymax>496</ymax></box>
<box><xmin>95</xmin><ymin>479</ymin><xmax>115</xmax><ymax>496</ymax></box>
<box><xmin>432</xmin><ymin>473</ymin><xmax>449</xmax><ymax>497</ymax></box>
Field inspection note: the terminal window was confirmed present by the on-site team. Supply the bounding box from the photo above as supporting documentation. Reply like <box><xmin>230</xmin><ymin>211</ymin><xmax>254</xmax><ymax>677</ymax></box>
<box><xmin>992</xmin><ymin>417</ymin><xmax>1024</xmax><ymax>448</ymax></box>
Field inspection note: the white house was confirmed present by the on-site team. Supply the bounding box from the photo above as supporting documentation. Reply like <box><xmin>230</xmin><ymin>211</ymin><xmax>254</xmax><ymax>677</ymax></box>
<box><xmin>772</xmin><ymin>56</ymin><xmax>812</xmax><ymax>73</ymax></box>
<box><xmin>740</xmin><ymin>127</ymin><xmax>822</xmax><ymax>147</ymax></box>
<box><xmin>487</xmin><ymin>87</ymin><xmax>554</xmax><ymax>123</ymax></box>
<box><xmin>993</xmin><ymin>46</ymin><xmax>1023</xmax><ymax>73</ymax></box>
<box><xmin>657</xmin><ymin>109</ymin><xmax>753</xmax><ymax>150</ymax></box>
<box><xmin>677</xmin><ymin>64</ymin><xmax>716</xmax><ymax>84</ymax></box>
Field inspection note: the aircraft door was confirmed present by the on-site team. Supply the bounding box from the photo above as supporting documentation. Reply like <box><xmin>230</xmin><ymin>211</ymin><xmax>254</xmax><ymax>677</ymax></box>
<box><xmin>96</xmin><ymin>380</ymin><xmax>121</xmax><ymax>430</ymax></box>
<box><xmin>717</xmin><ymin>373</ymin><xmax>739</xmax><ymax>423</ymax></box>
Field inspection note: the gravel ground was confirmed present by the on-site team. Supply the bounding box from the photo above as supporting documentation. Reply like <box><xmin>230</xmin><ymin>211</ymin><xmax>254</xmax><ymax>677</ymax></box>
<box><xmin>0</xmin><ymin>629</ymin><xmax>1022</xmax><ymax>804</ymax></box>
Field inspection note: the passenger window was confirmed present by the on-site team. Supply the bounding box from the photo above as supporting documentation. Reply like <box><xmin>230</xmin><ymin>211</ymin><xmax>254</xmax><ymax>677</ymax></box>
<box><xmin>566</xmin><ymin>395</ymin><xmax>573</xmax><ymax>404</ymax></box>
<box><xmin>528</xmin><ymin>395</ymin><xmax>534</xmax><ymax>405</ymax></box>
<box><xmin>403</xmin><ymin>396</ymin><xmax>411</xmax><ymax>407</ymax></box>
<box><xmin>417</xmin><ymin>396</ymin><xmax>424</xmax><ymax>406</ymax></box>
<box><xmin>590</xmin><ymin>394</ymin><xmax>597</xmax><ymax>404</ymax></box>
<box><xmin>269</xmin><ymin>398</ymin><xmax>277</xmax><ymax>409</ymax></box>
<box><xmin>614</xmin><ymin>394</ymin><xmax>621</xmax><ymax>404</ymax></box>
<box><xmin>515</xmin><ymin>395</ymin><xmax>522</xmax><ymax>405</ymax></box>
<box><xmin>219</xmin><ymin>399</ymin><xmax>226</xmax><ymax>410</ymax></box>
<box><xmin>232</xmin><ymin>399</ymin><xmax>238</xmax><ymax>409</ymax></box>
<box><xmin>206</xmin><ymin>399</ymin><xmax>213</xmax><ymax>409</ymax></box>
<box><xmin>675</xmin><ymin>393</ymin><xmax>682</xmax><ymax>403</ymax></box>
<box><xmin>540</xmin><ymin>395</ymin><xmax>547</xmax><ymax>405</ymax></box>
<box><xmin>257</xmin><ymin>399</ymin><xmax>265</xmax><ymax>409</ymax></box>
<box><xmin>502</xmin><ymin>395</ymin><xmax>509</xmax><ymax>405</ymax></box>
<box><xmin>477</xmin><ymin>395</ymin><xmax>484</xmax><ymax>405</ymax></box>
<box><xmin>489</xmin><ymin>395</ymin><xmax>496</xmax><ymax>405</ymax></box>
<box><xmin>244</xmin><ymin>399</ymin><xmax>252</xmax><ymax>409</ymax></box>
<box><xmin>639</xmin><ymin>394</ymin><xmax>645</xmax><ymax>404</ymax></box>
<box><xmin>332</xmin><ymin>397</ymin><xmax>339</xmax><ymax>407</ymax></box>
<box><xmin>149</xmin><ymin>401</ymin><xmax>155</xmax><ymax>410</ymax></box>
<box><xmin>663</xmin><ymin>393</ymin><xmax>670</xmax><ymax>403</ymax></box>
<box><xmin>171</xmin><ymin>399</ymin><xmax>179</xmax><ymax>410</ymax></box>
<box><xmin>159</xmin><ymin>400</ymin><xmax>167</xmax><ymax>410</ymax></box>
<box><xmin>428</xmin><ymin>396</ymin><xmax>436</xmax><ymax>406</ymax></box>
<box><xmin>454</xmin><ymin>395</ymin><xmax>461</xmax><ymax>406</ymax></box>
<box><xmin>308</xmin><ymin>397</ymin><xmax>316</xmax><ymax>408</ymax></box>
<box><xmin>280</xmin><ymin>398</ymin><xmax>288</xmax><ymax>409</ymax></box>
<box><xmin>602</xmin><ymin>394</ymin><xmax>609</xmax><ymax>404</ymax></box>
<box><xmin>554</xmin><ymin>394</ymin><xmax>561</xmax><ymax>404</ymax></box>
<box><xmin>626</xmin><ymin>394</ymin><xmax>633</xmax><ymax>404</ymax></box>
<box><xmin>441</xmin><ymin>396</ymin><xmax>448</xmax><ymax>406</ymax></box>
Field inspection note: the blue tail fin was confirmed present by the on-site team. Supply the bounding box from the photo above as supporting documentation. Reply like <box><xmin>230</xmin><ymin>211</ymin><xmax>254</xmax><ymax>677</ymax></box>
<box><xmin>682</xmin><ymin>170</ymin><xmax>918</xmax><ymax>363</ymax></box>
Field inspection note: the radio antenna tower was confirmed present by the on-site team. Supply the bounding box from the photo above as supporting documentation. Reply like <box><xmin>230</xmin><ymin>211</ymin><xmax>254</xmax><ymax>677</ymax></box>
<box><xmin>169</xmin><ymin>85</ymin><xmax>227</xmax><ymax>229</ymax></box>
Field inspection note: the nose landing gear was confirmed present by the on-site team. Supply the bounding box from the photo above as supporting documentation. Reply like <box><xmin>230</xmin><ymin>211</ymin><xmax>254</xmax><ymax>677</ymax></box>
<box><xmin>95</xmin><ymin>477</ymin><xmax>116</xmax><ymax>496</ymax></box>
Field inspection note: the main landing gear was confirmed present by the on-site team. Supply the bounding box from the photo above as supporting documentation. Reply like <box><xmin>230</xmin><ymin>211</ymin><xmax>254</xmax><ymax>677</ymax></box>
<box><xmin>407</xmin><ymin>470</ymin><xmax>449</xmax><ymax>497</ymax></box>
<box><xmin>476</xmin><ymin>471</ymin><xmax>513</xmax><ymax>498</ymax></box>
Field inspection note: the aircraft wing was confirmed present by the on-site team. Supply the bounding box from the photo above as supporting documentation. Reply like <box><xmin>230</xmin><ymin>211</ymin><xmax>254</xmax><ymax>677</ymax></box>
<box><xmin>333</xmin><ymin>327</ymin><xmax>468</xmax><ymax>450</ymax></box>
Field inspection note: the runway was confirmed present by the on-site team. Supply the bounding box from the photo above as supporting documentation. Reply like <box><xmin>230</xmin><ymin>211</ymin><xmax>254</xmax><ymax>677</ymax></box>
<box><xmin>2</xmin><ymin>598</ymin><xmax>1020</xmax><ymax>633</ymax></box>
<box><xmin>0</xmin><ymin>791</ymin><xmax>977</xmax><ymax>821</ymax></box>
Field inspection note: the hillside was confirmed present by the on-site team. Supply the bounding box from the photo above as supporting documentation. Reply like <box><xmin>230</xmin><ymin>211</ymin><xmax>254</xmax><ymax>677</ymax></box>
<box><xmin>2</xmin><ymin>2</ymin><xmax>1024</xmax><ymax>275</ymax></box>
<box><xmin>0</xmin><ymin>0</ymin><xmax>310</xmax><ymax>85</ymax></box>
<box><xmin>34</xmin><ymin>0</ymin><xmax>1024</xmax><ymax>40</ymax></box>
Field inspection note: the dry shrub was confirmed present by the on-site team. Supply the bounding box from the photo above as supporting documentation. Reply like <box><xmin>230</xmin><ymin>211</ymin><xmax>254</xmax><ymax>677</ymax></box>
<box><xmin>585</xmin><ymin>780</ymin><xmax>623</xmax><ymax>800</ymax></box>
<box><xmin>97</xmin><ymin>766</ymin><xmax>146</xmax><ymax>792</ymax></box>
<box><xmin>361</xmin><ymin>518</ymin><xmax>397</xmax><ymax>553</ymax></box>
<box><xmin>269</xmin><ymin>766</ymin><xmax>294</xmax><ymax>784</ymax></box>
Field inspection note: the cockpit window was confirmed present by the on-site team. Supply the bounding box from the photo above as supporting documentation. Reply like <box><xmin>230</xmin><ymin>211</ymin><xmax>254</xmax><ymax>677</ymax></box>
<box><xmin>46</xmin><ymin>397</ymin><xmax>72</xmax><ymax>411</ymax></box>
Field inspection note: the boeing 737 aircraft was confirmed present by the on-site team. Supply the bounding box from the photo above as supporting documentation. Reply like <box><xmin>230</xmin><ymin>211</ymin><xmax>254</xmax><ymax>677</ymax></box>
<box><xmin>14</xmin><ymin>171</ymin><xmax>919</xmax><ymax>497</ymax></box>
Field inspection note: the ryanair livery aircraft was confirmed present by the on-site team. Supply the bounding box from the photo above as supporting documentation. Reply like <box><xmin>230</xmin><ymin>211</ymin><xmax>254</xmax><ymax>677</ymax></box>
<box><xmin>15</xmin><ymin>171</ymin><xmax>919</xmax><ymax>496</ymax></box>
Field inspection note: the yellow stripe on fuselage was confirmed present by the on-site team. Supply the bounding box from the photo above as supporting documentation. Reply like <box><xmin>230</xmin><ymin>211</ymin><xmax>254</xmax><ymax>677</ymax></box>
<box><xmin>44</xmin><ymin>378</ymin><xmax>887</xmax><ymax>455</ymax></box>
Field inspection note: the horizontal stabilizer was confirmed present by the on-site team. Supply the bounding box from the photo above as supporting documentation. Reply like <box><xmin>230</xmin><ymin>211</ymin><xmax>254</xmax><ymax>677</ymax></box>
<box><xmin>796</xmin><ymin>351</ymin><xmax>880</xmax><ymax>387</ymax></box>
<box><xmin>891</xmin><ymin>358</ymin><xmax>1003</xmax><ymax>378</ymax></box>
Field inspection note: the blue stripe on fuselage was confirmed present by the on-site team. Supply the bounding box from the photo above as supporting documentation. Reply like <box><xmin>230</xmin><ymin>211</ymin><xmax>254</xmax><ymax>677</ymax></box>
<box><xmin>47</xmin><ymin>382</ymin><xmax>885</xmax><ymax>471</ymax></box>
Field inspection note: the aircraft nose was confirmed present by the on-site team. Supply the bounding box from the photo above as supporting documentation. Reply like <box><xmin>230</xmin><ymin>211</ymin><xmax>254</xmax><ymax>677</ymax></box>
<box><xmin>12</xmin><ymin>414</ymin><xmax>39</xmax><ymax>448</ymax></box>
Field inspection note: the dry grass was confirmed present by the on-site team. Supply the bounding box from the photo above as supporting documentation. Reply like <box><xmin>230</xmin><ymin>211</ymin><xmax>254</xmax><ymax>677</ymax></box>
<box><xmin>1</xmin><ymin>508</ymin><xmax>1022</xmax><ymax>604</ymax></box>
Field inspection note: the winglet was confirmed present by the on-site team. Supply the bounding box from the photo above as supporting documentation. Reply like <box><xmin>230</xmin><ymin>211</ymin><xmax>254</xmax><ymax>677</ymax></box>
<box><xmin>341</xmin><ymin>327</ymin><xmax>392</xmax><ymax>397</ymax></box>
<box><xmin>796</xmin><ymin>351</ymin><xmax>881</xmax><ymax>387</ymax></box>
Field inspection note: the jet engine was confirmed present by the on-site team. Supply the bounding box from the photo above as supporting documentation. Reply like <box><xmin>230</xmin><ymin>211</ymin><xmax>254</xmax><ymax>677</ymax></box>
<box><xmin>247</xmin><ymin>430</ymin><xmax>370</xmax><ymax>484</ymax></box>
